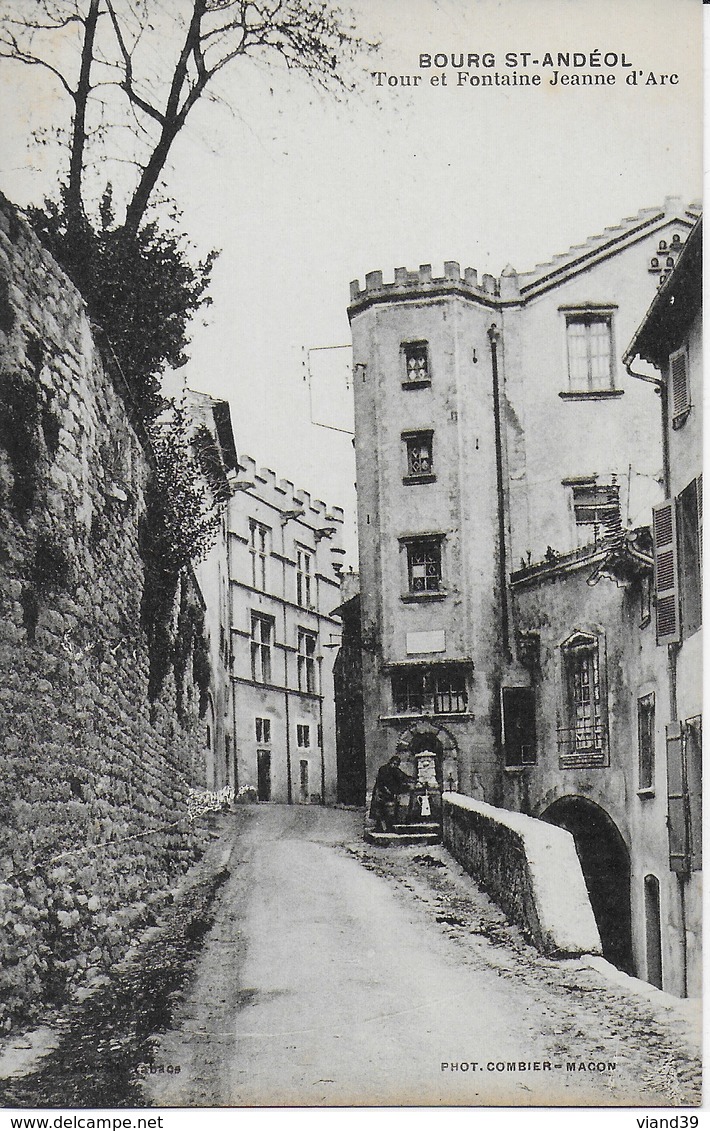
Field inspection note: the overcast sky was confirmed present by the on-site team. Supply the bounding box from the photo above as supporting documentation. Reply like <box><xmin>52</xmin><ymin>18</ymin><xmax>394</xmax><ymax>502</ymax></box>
<box><xmin>0</xmin><ymin>0</ymin><xmax>703</xmax><ymax>563</ymax></box>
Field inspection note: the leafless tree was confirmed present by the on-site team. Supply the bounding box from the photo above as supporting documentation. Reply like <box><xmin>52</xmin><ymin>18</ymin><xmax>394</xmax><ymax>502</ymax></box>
<box><xmin>0</xmin><ymin>0</ymin><xmax>366</xmax><ymax>237</ymax></box>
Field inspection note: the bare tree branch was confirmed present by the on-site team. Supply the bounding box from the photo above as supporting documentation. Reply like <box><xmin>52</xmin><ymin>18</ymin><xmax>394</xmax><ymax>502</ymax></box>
<box><xmin>1</xmin><ymin>0</ymin><xmax>370</xmax><ymax>233</ymax></box>
<box><xmin>0</xmin><ymin>31</ymin><xmax>75</xmax><ymax>98</ymax></box>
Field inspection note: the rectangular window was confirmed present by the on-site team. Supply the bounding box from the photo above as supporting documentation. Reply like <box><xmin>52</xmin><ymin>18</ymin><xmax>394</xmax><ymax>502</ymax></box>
<box><xmin>566</xmin><ymin>314</ymin><xmax>613</xmax><ymax>391</ymax></box>
<box><xmin>249</xmin><ymin>519</ymin><xmax>269</xmax><ymax>591</ymax></box>
<box><xmin>558</xmin><ymin>632</ymin><xmax>607</xmax><ymax>767</ymax></box>
<box><xmin>255</xmin><ymin>717</ymin><xmax>271</xmax><ymax>744</ymax></box>
<box><xmin>502</xmin><ymin>686</ymin><xmax>537</xmax><ymax>767</ymax></box>
<box><xmin>296</xmin><ymin>548</ymin><xmax>312</xmax><ymax>609</ymax></box>
<box><xmin>433</xmin><ymin>668</ymin><xmax>467</xmax><ymax>714</ymax></box>
<box><xmin>250</xmin><ymin>613</ymin><xmax>273</xmax><ymax>683</ymax></box>
<box><xmin>407</xmin><ymin>538</ymin><xmax>442</xmax><ymax>593</ymax></box>
<box><xmin>297</xmin><ymin>724</ymin><xmax>310</xmax><ymax>748</ymax></box>
<box><xmin>403</xmin><ymin>431</ymin><xmax>434</xmax><ymax>481</ymax></box>
<box><xmin>638</xmin><ymin>693</ymin><xmax>655</xmax><ymax>790</ymax></box>
<box><xmin>677</xmin><ymin>477</ymin><xmax>702</xmax><ymax>638</ymax></box>
<box><xmin>402</xmin><ymin>341</ymin><xmax>430</xmax><ymax>385</ymax></box>
<box><xmin>392</xmin><ymin>666</ymin><xmax>468</xmax><ymax>715</ymax></box>
<box><xmin>569</xmin><ymin>648</ymin><xmax>600</xmax><ymax>750</ymax></box>
<box><xmin>572</xmin><ymin>482</ymin><xmax>620</xmax><ymax>528</ymax></box>
<box><xmin>297</xmin><ymin>629</ymin><xmax>317</xmax><ymax>694</ymax></box>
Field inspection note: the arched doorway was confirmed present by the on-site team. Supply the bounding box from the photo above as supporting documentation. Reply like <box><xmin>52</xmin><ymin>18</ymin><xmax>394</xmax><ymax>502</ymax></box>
<box><xmin>541</xmin><ymin>796</ymin><xmax>633</xmax><ymax>974</ymax></box>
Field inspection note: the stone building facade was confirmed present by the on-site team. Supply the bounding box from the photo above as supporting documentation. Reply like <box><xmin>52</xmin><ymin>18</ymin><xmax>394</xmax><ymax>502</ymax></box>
<box><xmin>332</xmin><ymin>572</ymin><xmax>366</xmax><ymax>806</ymax></box>
<box><xmin>348</xmin><ymin>198</ymin><xmax>701</xmax><ymax>993</ymax></box>
<box><xmin>227</xmin><ymin>456</ymin><xmax>344</xmax><ymax>804</ymax></box>
<box><xmin>624</xmin><ymin>217</ymin><xmax>702</xmax><ymax>996</ymax></box>
<box><xmin>0</xmin><ymin>196</ymin><xmax>220</xmax><ymax>1029</ymax></box>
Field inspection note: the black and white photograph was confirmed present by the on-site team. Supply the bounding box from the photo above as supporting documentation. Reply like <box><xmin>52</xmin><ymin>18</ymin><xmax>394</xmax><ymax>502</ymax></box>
<box><xmin>0</xmin><ymin>0</ymin><xmax>703</xmax><ymax>1119</ymax></box>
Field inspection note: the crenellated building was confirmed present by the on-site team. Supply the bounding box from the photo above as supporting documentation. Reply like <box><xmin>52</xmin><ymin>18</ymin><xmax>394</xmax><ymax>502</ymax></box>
<box><xmin>347</xmin><ymin>198</ymin><xmax>702</xmax><ymax>994</ymax></box>
<box><xmin>226</xmin><ymin>456</ymin><xmax>345</xmax><ymax>804</ymax></box>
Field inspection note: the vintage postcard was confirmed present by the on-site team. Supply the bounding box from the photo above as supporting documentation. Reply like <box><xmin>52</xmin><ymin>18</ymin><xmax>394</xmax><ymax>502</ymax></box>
<box><xmin>0</xmin><ymin>0</ymin><xmax>703</xmax><ymax>1120</ymax></box>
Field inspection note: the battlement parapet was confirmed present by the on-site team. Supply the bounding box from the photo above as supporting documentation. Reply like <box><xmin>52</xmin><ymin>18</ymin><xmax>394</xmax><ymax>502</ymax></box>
<box><xmin>232</xmin><ymin>455</ymin><xmax>343</xmax><ymax>529</ymax></box>
<box><xmin>348</xmin><ymin>260</ymin><xmax>517</xmax><ymax>312</ymax></box>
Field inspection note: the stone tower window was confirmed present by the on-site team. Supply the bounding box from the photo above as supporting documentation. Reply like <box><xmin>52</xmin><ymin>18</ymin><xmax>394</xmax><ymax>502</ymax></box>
<box><xmin>407</xmin><ymin>538</ymin><xmax>442</xmax><ymax>593</ymax></box>
<box><xmin>402</xmin><ymin>430</ymin><xmax>435</xmax><ymax>483</ymax></box>
<box><xmin>402</xmin><ymin>341</ymin><xmax>430</xmax><ymax>387</ymax></box>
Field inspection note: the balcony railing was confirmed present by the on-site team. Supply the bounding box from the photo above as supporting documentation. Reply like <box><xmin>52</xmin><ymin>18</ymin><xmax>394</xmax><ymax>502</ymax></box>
<box><xmin>556</xmin><ymin>722</ymin><xmax>609</xmax><ymax>768</ymax></box>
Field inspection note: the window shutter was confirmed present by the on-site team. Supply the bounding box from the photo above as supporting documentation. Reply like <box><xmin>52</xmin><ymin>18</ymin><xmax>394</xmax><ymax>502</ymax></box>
<box><xmin>666</xmin><ymin>721</ymin><xmax>688</xmax><ymax>873</ymax></box>
<box><xmin>652</xmin><ymin>501</ymin><xmax>681</xmax><ymax>644</ymax></box>
<box><xmin>684</xmin><ymin>718</ymin><xmax>702</xmax><ymax>872</ymax></box>
<box><xmin>697</xmin><ymin>473</ymin><xmax>703</xmax><ymax>570</ymax></box>
<box><xmin>669</xmin><ymin>347</ymin><xmax>689</xmax><ymax>420</ymax></box>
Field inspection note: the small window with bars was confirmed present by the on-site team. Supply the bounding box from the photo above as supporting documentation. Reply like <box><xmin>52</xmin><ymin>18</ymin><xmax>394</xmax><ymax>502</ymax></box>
<box><xmin>403</xmin><ymin>431</ymin><xmax>434</xmax><ymax>481</ymax></box>
<box><xmin>558</xmin><ymin>631</ymin><xmax>608</xmax><ymax>766</ymax></box>
<box><xmin>297</xmin><ymin>724</ymin><xmax>310</xmax><ymax>748</ymax></box>
<box><xmin>402</xmin><ymin>341</ymin><xmax>430</xmax><ymax>386</ymax></box>
<box><xmin>406</xmin><ymin>538</ymin><xmax>443</xmax><ymax>594</ymax></box>
<box><xmin>391</xmin><ymin>666</ymin><xmax>468</xmax><ymax>715</ymax></box>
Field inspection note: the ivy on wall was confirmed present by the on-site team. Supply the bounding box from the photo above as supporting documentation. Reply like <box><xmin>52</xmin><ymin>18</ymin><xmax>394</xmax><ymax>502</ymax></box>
<box><xmin>0</xmin><ymin>365</ymin><xmax>60</xmax><ymax>516</ymax></box>
<box><xmin>140</xmin><ymin>404</ymin><xmax>226</xmax><ymax>707</ymax></box>
<box><xmin>20</xmin><ymin>530</ymin><xmax>75</xmax><ymax>642</ymax></box>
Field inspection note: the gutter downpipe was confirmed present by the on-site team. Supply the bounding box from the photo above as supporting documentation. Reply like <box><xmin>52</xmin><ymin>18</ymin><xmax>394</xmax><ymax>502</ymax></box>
<box><xmin>624</xmin><ymin>358</ymin><xmax>670</xmax><ymax>498</ymax></box>
<box><xmin>488</xmin><ymin>323</ymin><xmax>511</xmax><ymax>663</ymax></box>
<box><xmin>625</xmin><ymin>354</ymin><xmax>686</xmax><ymax>996</ymax></box>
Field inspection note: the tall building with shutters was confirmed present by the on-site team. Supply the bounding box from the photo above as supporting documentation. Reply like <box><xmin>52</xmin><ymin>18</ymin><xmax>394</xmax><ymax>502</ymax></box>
<box><xmin>624</xmin><ymin>215</ymin><xmax>702</xmax><ymax>997</ymax></box>
<box><xmin>348</xmin><ymin>199</ymin><xmax>701</xmax><ymax>994</ymax></box>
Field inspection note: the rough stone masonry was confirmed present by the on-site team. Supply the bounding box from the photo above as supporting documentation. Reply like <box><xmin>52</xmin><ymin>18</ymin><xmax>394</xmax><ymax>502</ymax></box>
<box><xmin>0</xmin><ymin>194</ymin><xmax>210</xmax><ymax>1032</ymax></box>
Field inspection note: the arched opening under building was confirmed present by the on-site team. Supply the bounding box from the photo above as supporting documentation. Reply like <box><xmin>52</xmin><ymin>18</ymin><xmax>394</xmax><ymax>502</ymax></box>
<box><xmin>541</xmin><ymin>796</ymin><xmax>633</xmax><ymax>974</ymax></box>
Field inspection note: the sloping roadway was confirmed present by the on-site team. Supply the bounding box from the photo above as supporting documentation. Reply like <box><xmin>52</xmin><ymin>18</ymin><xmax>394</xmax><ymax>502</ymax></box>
<box><xmin>145</xmin><ymin>804</ymin><xmax>701</xmax><ymax>1108</ymax></box>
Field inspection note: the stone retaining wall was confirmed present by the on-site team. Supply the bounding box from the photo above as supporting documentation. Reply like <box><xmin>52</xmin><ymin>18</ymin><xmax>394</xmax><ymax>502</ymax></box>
<box><xmin>0</xmin><ymin>195</ymin><xmax>208</xmax><ymax>1031</ymax></box>
<box><xmin>443</xmin><ymin>792</ymin><xmax>602</xmax><ymax>956</ymax></box>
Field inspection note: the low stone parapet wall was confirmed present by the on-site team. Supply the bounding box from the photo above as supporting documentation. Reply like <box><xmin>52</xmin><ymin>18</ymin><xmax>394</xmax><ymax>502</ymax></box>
<box><xmin>442</xmin><ymin>792</ymin><xmax>602</xmax><ymax>957</ymax></box>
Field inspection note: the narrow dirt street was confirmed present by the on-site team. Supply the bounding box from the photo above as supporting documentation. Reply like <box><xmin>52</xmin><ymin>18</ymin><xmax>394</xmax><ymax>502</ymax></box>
<box><xmin>144</xmin><ymin>805</ymin><xmax>701</xmax><ymax>1108</ymax></box>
